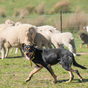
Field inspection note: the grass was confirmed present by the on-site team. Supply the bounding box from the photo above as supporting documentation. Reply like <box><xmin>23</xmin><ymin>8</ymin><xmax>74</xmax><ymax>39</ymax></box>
<box><xmin>0</xmin><ymin>0</ymin><xmax>88</xmax><ymax>16</ymax></box>
<box><xmin>0</xmin><ymin>33</ymin><xmax>88</xmax><ymax>88</ymax></box>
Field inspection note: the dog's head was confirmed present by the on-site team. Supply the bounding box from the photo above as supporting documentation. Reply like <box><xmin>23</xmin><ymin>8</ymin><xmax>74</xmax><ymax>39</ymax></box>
<box><xmin>22</xmin><ymin>43</ymin><xmax>36</xmax><ymax>60</ymax></box>
<box><xmin>78</xmin><ymin>33</ymin><xmax>85</xmax><ymax>39</ymax></box>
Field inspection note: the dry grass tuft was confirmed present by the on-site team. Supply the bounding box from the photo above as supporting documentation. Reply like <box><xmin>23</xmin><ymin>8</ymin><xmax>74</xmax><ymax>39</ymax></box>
<box><xmin>0</xmin><ymin>8</ymin><xmax>6</xmax><ymax>17</ymax></box>
<box><xmin>36</xmin><ymin>2</ymin><xmax>45</xmax><ymax>14</ymax></box>
<box><xmin>49</xmin><ymin>0</ymin><xmax>71</xmax><ymax>14</ymax></box>
<box><xmin>13</xmin><ymin>4</ymin><xmax>35</xmax><ymax>18</ymax></box>
<box><xmin>33</xmin><ymin>16</ymin><xmax>45</xmax><ymax>26</ymax></box>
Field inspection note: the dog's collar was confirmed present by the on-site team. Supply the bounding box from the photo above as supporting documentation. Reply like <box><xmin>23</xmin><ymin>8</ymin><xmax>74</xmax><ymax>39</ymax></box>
<box><xmin>31</xmin><ymin>48</ymin><xmax>36</xmax><ymax>60</ymax></box>
<box><xmin>29</xmin><ymin>49</ymin><xmax>36</xmax><ymax>66</ymax></box>
<box><xmin>30</xmin><ymin>54</ymin><xmax>35</xmax><ymax>61</ymax></box>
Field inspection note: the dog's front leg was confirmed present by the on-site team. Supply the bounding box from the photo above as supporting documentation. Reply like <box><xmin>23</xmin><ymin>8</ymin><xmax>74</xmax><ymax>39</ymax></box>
<box><xmin>46</xmin><ymin>64</ymin><xmax>57</xmax><ymax>84</ymax></box>
<box><xmin>25</xmin><ymin>66</ymin><xmax>43</xmax><ymax>82</ymax></box>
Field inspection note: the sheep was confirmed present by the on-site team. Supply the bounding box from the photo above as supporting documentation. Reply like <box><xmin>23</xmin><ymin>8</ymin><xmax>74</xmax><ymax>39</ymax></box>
<box><xmin>0</xmin><ymin>36</ymin><xmax>6</xmax><ymax>59</ymax></box>
<box><xmin>15</xmin><ymin>25</ymin><xmax>58</xmax><ymax>54</ymax></box>
<box><xmin>34</xmin><ymin>25</ymin><xmax>60</xmax><ymax>49</ymax></box>
<box><xmin>37</xmin><ymin>25</ymin><xmax>60</xmax><ymax>33</ymax></box>
<box><xmin>5</xmin><ymin>19</ymin><xmax>15</xmax><ymax>26</ymax></box>
<box><xmin>0</xmin><ymin>19</ymin><xmax>15</xmax><ymax>34</ymax></box>
<box><xmin>34</xmin><ymin>31</ymin><xmax>52</xmax><ymax>49</ymax></box>
<box><xmin>46</xmin><ymin>29</ymin><xmax>76</xmax><ymax>56</ymax></box>
<box><xmin>15</xmin><ymin>22</ymin><xmax>22</xmax><ymax>26</ymax></box>
<box><xmin>0</xmin><ymin>24</ymin><xmax>36</xmax><ymax>57</ymax></box>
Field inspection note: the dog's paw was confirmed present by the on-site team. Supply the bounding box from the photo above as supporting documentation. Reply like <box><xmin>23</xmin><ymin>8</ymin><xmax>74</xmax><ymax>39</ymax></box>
<box><xmin>25</xmin><ymin>77</ymin><xmax>32</xmax><ymax>82</ymax></box>
<box><xmin>53</xmin><ymin>81</ymin><xmax>57</xmax><ymax>84</ymax></box>
<box><xmin>25</xmin><ymin>78</ymin><xmax>30</xmax><ymax>82</ymax></box>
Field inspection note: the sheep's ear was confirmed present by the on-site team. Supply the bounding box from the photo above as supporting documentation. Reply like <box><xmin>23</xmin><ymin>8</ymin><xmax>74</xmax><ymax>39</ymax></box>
<box><xmin>49</xmin><ymin>29</ymin><xmax>53</xmax><ymax>33</ymax></box>
<box><xmin>22</xmin><ymin>43</ymin><xmax>26</xmax><ymax>48</ymax></box>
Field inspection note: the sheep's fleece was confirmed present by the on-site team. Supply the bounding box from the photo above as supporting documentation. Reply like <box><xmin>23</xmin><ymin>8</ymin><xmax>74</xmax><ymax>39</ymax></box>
<box><xmin>0</xmin><ymin>24</ymin><xmax>36</xmax><ymax>47</ymax></box>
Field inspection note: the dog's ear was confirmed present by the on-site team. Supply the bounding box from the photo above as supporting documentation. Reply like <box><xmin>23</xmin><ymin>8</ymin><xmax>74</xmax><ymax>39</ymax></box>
<box><xmin>31</xmin><ymin>43</ymin><xmax>36</xmax><ymax>47</ymax></box>
<box><xmin>22</xmin><ymin>43</ymin><xmax>26</xmax><ymax>48</ymax></box>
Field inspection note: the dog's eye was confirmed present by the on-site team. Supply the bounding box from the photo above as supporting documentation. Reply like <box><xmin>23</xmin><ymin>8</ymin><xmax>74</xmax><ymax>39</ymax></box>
<box><xmin>28</xmin><ymin>48</ymin><xmax>30</xmax><ymax>50</ymax></box>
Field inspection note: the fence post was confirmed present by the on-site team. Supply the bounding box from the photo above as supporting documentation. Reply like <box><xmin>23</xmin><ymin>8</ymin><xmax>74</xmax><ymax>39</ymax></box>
<box><xmin>60</xmin><ymin>10</ymin><xmax>62</xmax><ymax>33</ymax></box>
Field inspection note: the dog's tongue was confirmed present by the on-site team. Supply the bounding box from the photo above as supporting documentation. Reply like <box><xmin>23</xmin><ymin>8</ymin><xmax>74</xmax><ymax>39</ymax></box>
<box><xmin>26</xmin><ymin>56</ymin><xmax>30</xmax><ymax>60</ymax></box>
<box><xmin>79</xmin><ymin>36</ymin><xmax>81</xmax><ymax>39</ymax></box>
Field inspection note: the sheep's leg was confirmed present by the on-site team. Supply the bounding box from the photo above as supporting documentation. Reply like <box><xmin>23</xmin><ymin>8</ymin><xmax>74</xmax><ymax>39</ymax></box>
<box><xmin>44</xmin><ymin>43</ymin><xmax>49</xmax><ymax>49</ymax></box>
<box><xmin>48</xmin><ymin>43</ymin><xmax>53</xmax><ymax>49</ymax></box>
<box><xmin>1</xmin><ymin>47</ymin><xmax>6</xmax><ymax>59</ymax></box>
<box><xmin>15</xmin><ymin>48</ymin><xmax>19</xmax><ymax>54</ymax></box>
<box><xmin>10</xmin><ymin>47</ymin><xmax>13</xmax><ymax>53</ymax></box>
<box><xmin>64</xmin><ymin>43</ymin><xmax>74</xmax><ymax>55</ymax></box>
<box><xmin>37</xmin><ymin>42</ymin><xmax>42</xmax><ymax>49</ymax></box>
<box><xmin>70</xmin><ymin>39</ymin><xmax>76</xmax><ymax>56</ymax></box>
<box><xmin>5</xmin><ymin>47</ymin><xmax>10</xmax><ymax>57</ymax></box>
<box><xmin>52</xmin><ymin>42</ymin><xmax>60</xmax><ymax>48</ymax></box>
<box><xmin>19</xmin><ymin>48</ymin><xmax>24</xmax><ymax>57</ymax></box>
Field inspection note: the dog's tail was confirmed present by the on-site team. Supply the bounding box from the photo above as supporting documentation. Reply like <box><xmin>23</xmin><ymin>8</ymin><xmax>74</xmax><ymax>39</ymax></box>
<box><xmin>72</xmin><ymin>55</ymin><xmax>87</xmax><ymax>69</ymax></box>
<box><xmin>68</xmin><ymin>52</ymin><xmax>87</xmax><ymax>69</ymax></box>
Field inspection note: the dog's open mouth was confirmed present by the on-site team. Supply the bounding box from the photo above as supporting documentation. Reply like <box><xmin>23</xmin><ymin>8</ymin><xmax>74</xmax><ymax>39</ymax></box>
<box><xmin>78</xmin><ymin>35</ymin><xmax>81</xmax><ymax>39</ymax></box>
<box><xmin>26</xmin><ymin>56</ymin><xmax>30</xmax><ymax>60</ymax></box>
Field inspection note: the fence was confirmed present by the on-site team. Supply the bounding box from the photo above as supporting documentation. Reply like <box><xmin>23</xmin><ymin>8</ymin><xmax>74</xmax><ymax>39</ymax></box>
<box><xmin>0</xmin><ymin>12</ymin><xmax>88</xmax><ymax>33</ymax></box>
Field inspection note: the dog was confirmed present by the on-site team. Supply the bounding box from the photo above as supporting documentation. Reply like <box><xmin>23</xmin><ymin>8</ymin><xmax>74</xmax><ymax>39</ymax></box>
<box><xmin>78</xmin><ymin>33</ymin><xmax>88</xmax><ymax>48</ymax></box>
<box><xmin>22</xmin><ymin>43</ymin><xmax>87</xmax><ymax>83</ymax></box>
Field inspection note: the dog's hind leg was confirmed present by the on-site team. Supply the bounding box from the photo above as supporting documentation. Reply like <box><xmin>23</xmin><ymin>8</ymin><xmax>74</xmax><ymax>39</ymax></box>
<box><xmin>70</xmin><ymin>68</ymin><xmax>83</xmax><ymax>82</ymax></box>
<box><xmin>45</xmin><ymin>64</ymin><xmax>57</xmax><ymax>84</ymax></box>
<box><xmin>25</xmin><ymin>66</ymin><xmax>43</xmax><ymax>82</ymax></box>
<box><xmin>86</xmin><ymin>44</ymin><xmax>88</xmax><ymax>48</ymax></box>
<box><xmin>66</xmin><ymin>71</ymin><xmax>74</xmax><ymax>83</ymax></box>
<box><xmin>80</xmin><ymin>44</ymin><xmax>82</xmax><ymax>48</ymax></box>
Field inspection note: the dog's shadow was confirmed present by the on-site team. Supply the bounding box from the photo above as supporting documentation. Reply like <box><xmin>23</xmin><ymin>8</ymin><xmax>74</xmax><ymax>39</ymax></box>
<box><xmin>57</xmin><ymin>79</ymin><xmax>88</xmax><ymax>83</ymax></box>
<box><xmin>76</xmin><ymin>54</ymin><xmax>81</xmax><ymax>56</ymax></box>
<box><xmin>6</xmin><ymin>56</ymin><xmax>24</xmax><ymax>59</ymax></box>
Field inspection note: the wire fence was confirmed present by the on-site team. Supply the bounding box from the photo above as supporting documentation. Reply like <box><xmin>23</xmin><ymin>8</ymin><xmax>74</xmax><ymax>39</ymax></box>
<box><xmin>0</xmin><ymin>12</ymin><xmax>88</xmax><ymax>33</ymax></box>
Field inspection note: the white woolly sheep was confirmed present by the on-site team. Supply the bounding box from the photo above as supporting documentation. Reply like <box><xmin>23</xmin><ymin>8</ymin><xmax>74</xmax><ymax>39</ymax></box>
<box><xmin>34</xmin><ymin>25</ymin><xmax>60</xmax><ymax>49</ymax></box>
<box><xmin>46</xmin><ymin>30</ymin><xmax>76</xmax><ymax>56</ymax></box>
<box><xmin>5</xmin><ymin>19</ymin><xmax>15</xmax><ymax>26</ymax></box>
<box><xmin>0</xmin><ymin>36</ymin><xmax>6</xmax><ymax>59</ymax></box>
<box><xmin>0</xmin><ymin>24</ymin><xmax>36</xmax><ymax>57</ymax></box>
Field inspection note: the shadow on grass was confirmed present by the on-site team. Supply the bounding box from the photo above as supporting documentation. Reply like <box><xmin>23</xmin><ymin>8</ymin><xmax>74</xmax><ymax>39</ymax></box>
<box><xmin>57</xmin><ymin>78</ymin><xmax>88</xmax><ymax>83</ymax></box>
<box><xmin>6</xmin><ymin>56</ymin><xmax>24</xmax><ymax>59</ymax></box>
<box><xmin>76</xmin><ymin>54</ymin><xmax>81</xmax><ymax>56</ymax></box>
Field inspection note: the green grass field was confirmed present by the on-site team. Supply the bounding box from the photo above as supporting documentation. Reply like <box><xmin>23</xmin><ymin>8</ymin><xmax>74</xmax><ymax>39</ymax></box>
<box><xmin>0</xmin><ymin>0</ymin><xmax>88</xmax><ymax>16</ymax></box>
<box><xmin>0</xmin><ymin>33</ymin><xmax>88</xmax><ymax>88</ymax></box>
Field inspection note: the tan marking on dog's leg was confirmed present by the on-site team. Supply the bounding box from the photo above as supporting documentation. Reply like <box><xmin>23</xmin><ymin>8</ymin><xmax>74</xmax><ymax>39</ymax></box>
<box><xmin>71</xmin><ymin>69</ymin><xmax>83</xmax><ymax>82</ymax></box>
<box><xmin>66</xmin><ymin>71</ymin><xmax>74</xmax><ymax>83</ymax></box>
<box><xmin>80</xmin><ymin>44</ymin><xmax>82</xmax><ymax>48</ymax></box>
<box><xmin>86</xmin><ymin>44</ymin><xmax>88</xmax><ymax>48</ymax></box>
<box><xmin>49</xmin><ymin>65</ymin><xmax>57</xmax><ymax>83</ymax></box>
<box><xmin>25</xmin><ymin>66</ymin><xmax>43</xmax><ymax>82</ymax></box>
